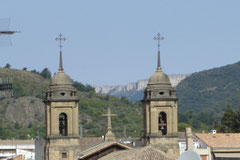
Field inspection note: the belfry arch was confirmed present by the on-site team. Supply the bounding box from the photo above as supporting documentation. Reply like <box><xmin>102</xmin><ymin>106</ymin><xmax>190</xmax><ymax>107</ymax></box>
<box><xmin>158</xmin><ymin>112</ymin><xmax>167</xmax><ymax>135</ymax></box>
<box><xmin>59</xmin><ymin>113</ymin><xmax>68</xmax><ymax>136</ymax></box>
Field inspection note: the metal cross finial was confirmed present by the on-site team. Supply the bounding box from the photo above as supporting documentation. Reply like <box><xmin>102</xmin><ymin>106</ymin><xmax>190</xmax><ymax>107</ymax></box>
<box><xmin>55</xmin><ymin>34</ymin><xmax>66</xmax><ymax>72</ymax></box>
<box><xmin>153</xmin><ymin>32</ymin><xmax>164</xmax><ymax>70</ymax></box>
<box><xmin>55</xmin><ymin>33</ymin><xmax>66</xmax><ymax>52</ymax></box>
<box><xmin>153</xmin><ymin>32</ymin><xmax>164</xmax><ymax>52</ymax></box>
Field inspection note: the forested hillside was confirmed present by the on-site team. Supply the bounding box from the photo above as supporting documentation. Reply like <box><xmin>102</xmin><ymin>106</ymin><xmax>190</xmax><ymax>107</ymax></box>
<box><xmin>177</xmin><ymin>61</ymin><xmax>240</xmax><ymax>131</ymax></box>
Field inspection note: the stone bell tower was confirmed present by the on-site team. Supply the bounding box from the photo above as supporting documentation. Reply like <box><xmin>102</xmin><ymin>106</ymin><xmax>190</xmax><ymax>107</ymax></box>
<box><xmin>44</xmin><ymin>34</ymin><xmax>80</xmax><ymax>160</ymax></box>
<box><xmin>142</xmin><ymin>33</ymin><xmax>179</xmax><ymax>158</ymax></box>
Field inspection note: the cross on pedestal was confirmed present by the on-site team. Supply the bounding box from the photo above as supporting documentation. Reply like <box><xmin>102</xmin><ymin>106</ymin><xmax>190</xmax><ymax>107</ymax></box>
<box><xmin>102</xmin><ymin>107</ymin><xmax>117</xmax><ymax>132</ymax></box>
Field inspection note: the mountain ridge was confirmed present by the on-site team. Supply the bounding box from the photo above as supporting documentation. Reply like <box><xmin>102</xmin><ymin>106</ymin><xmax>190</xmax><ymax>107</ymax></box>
<box><xmin>94</xmin><ymin>74</ymin><xmax>189</xmax><ymax>101</ymax></box>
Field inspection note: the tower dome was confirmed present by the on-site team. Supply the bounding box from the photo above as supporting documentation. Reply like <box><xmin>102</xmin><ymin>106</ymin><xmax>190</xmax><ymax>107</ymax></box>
<box><xmin>50</xmin><ymin>71</ymin><xmax>72</xmax><ymax>85</ymax></box>
<box><xmin>49</xmin><ymin>44</ymin><xmax>73</xmax><ymax>86</ymax></box>
<box><xmin>148</xmin><ymin>69</ymin><xmax>170</xmax><ymax>85</ymax></box>
<box><xmin>45</xmin><ymin>34</ymin><xmax>77</xmax><ymax>101</ymax></box>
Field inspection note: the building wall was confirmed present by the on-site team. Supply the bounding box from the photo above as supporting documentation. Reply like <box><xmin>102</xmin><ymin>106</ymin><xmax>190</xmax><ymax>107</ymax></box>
<box><xmin>179</xmin><ymin>141</ymin><xmax>211</xmax><ymax>160</ymax></box>
<box><xmin>143</xmin><ymin>100</ymin><xmax>179</xmax><ymax>158</ymax></box>
<box><xmin>45</xmin><ymin>101</ymin><xmax>79</xmax><ymax>137</ymax></box>
<box><xmin>45</xmin><ymin>100</ymin><xmax>81</xmax><ymax>160</ymax></box>
<box><xmin>35</xmin><ymin>138</ymin><xmax>45</xmax><ymax>160</ymax></box>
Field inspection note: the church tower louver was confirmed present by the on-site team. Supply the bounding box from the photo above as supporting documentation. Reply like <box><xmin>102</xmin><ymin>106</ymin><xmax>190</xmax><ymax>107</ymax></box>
<box><xmin>142</xmin><ymin>33</ymin><xmax>179</xmax><ymax>158</ymax></box>
<box><xmin>44</xmin><ymin>34</ymin><xmax>80</xmax><ymax>160</ymax></box>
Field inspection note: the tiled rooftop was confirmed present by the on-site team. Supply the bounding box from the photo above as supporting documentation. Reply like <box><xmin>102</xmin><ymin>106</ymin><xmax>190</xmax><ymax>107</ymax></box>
<box><xmin>79</xmin><ymin>137</ymin><xmax>104</xmax><ymax>151</ymax></box>
<box><xmin>195</xmin><ymin>133</ymin><xmax>240</xmax><ymax>148</ymax></box>
<box><xmin>99</xmin><ymin>146</ymin><xmax>176</xmax><ymax>160</ymax></box>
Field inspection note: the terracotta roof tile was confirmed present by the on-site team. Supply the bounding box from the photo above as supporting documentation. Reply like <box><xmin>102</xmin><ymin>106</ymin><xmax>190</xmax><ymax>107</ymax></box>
<box><xmin>195</xmin><ymin>133</ymin><xmax>240</xmax><ymax>148</ymax></box>
<box><xmin>99</xmin><ymin>146</ymin><xmax>175</xmax><ymax>160</ymax></box>
<box><xmin>79</xmin><ymin>137</ymin><xmax>104</xmax><ymax>150</ymax></box>
<box><xmin>80</xmin><ymin>141</ymin><xmax>131</xmax><ymax>159</ymax></box>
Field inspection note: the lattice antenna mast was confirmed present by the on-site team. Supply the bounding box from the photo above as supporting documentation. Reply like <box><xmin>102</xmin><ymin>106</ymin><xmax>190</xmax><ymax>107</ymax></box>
<box><xmin>55</xmin><ymin>34</ymin><xmax>66</xmax><ymax>72</ymax></box>
<box><xmin>0</xmin><ymin>18</ymin><xmax>20</xmax><ymax>47</ymax></box>
<box><xmin>153</xmin><ymin>32</ymin><xmax>164</xmax><ymax>71</ymax></box>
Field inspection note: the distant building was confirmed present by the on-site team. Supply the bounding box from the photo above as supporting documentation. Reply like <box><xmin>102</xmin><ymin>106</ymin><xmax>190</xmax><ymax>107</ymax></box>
<box><xmin>0</xmin><ymin>140</ymin><xmax>35</xmax><ymax>160</ymax></box>
<box><xmin>178</xmin><ymin>130</ymin><xmax>211</xmax><ymax>160</ymax></box>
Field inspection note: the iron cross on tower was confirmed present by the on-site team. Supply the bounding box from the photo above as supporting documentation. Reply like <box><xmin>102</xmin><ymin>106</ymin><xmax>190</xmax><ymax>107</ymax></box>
<box><xmin>56</xmin><ymin>33</ymin><xmax>66</xmax><ymax>52</ymax></box>
<box><xmin>55</xmin><ymin>34</ymin><xmax>66</xmax><ymax>72</ymax></box>
<box><xmin>153</xmin><ymin>32</ymin><xmax>164</xmax><ymax>70</ymax></box>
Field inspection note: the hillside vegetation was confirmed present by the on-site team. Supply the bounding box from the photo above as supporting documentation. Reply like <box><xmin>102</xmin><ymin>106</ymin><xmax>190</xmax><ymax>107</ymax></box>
<box><xmin>0</xmin><ymin>68</ymin><xmax>142</xmax><ymax>139</ymax></box>
<box><xmin>0</xmin><ymin>68</ymin><xmax>49</xmax><ymax>99</ymax></box>
<box><xmin>177</xmin><ymin>61</ymin><xmax>240</xmax><ymax>130</ymax></box>
<box><xmin>177</xmin><ymin>61</ymin><xmax>240</xmax><ymax>112</ymax></box>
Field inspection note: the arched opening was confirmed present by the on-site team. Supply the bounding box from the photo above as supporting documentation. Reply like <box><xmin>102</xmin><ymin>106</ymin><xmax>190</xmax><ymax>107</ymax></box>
<box><xmin>59</xmin><ymin>113</ymin><xmax>68</xmax><ymax>136</ymax></box>
<box><xmin>158</xmin><ymin>112</ymin><xmax>167</xmax><ymax>135</ymax></box>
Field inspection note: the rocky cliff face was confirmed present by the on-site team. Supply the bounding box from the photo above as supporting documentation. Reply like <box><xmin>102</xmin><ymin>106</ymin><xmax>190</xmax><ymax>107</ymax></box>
<box><xmin>94</xmin><ymin>74</ymin><xmax>189</xmax><ymax>101</ymax></box>
<box><xmin>0</xmin><ymin>96</ymin><xmax>45</xmax><ymax>127</ymax></box>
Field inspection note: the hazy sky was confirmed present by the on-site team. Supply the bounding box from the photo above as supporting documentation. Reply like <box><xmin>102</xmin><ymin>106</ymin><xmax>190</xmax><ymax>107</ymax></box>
<box><xmin>1</xmin><ymin>0</ymin><xmax>240</xmax><ymax>85</ymax></box>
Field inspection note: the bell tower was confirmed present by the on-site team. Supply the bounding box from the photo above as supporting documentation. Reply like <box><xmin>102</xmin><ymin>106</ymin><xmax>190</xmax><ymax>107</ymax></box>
<box><xmin>142</xmin><ymin>33</ymin><xmax>179</xmax><ymax>158</ymax></box>
<box><xmin>44</xmin><ymin>34</ymin><xmax>80</xmax><ymax>160</ymax></box>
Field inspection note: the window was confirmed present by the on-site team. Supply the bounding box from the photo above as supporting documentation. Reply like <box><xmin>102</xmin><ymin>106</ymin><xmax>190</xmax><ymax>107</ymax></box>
<box><xmin>62</xmin><ymin>152</ymin><xmax>67</xmax><ymax>158</ymax></box>
<box><xmin>159</xmin><ymin>92</ymin><xmax>164</xmax><ymax>95</ymax></box>
<box><xmin>59</xmin><ymin>113</ymin><xmax>67</xmax><ymax>136</ymax></box>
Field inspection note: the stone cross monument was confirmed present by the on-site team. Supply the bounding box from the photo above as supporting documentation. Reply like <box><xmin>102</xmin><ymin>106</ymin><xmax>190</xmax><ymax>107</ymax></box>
<box><xmin>102</xmin><ymin>107</ymin><xmax>117</xmax><ymax>141</ymax></box>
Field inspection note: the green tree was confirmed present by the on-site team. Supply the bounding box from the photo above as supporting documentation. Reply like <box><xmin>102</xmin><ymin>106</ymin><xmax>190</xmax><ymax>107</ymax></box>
<box><xmin>30</xmin><ymin>69</ymin><xmax>40</xmax><ymax>74</ymax></box>
<box><xmin>73</xmin><ymin>81</ymin><xmax>95</xmax><ymax>92</ymax></box>
<box><xmin>178</xmin><ymin>122</ymin><xmax>192</xmax><ymax>132</ymax></box>
<box><xmin>121</xmin><ymin>96</ymin><xmax>129</xmax><ymax>104</ymax></box>
<box><xmin>4</xmin><ymin>63</ymin><xmax>11</xmax><ymax>68</ymax></box>
<box><xmin>233</xmin><ymin>109</ymin><xmax>240</xmax><ymax>132</ymax></box>
<box><xmin>40</xmin><ymin>68</ymin><xmax>51</xmax><ymax>79</ymax></box>
<box><xmin>214</xmin><ymin>115</ymin><xmax>220</xmax><ymax>132</ymax></box>
<box><xmin>14</xmin><ymin>122</ymin><xmax>20</xmax><ymax>130</ymax></box>
<box><xmin>220</xmin><ymin>105</ymin><xmax>235</xmax><ymax>133</ymax></box>
<box><xmin>22</xmin><ymin>67</ymin><xmax>27</xmax><ymax>71</ymax></box>
<box><xmin>104</xmin><ymin>95</ymin><xmax>110</xmax><ymax>101</ymax></box>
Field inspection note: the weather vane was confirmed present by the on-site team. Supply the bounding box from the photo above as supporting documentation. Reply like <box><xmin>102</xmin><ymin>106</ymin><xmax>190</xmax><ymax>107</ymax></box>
<box><xmin>55</xmin><ymin>33</ymin><xmax>66</xmax><ymax>52</ymax></box>
<box><xmin>153</xmin><ymin>32</ymin><xmax>164</xmax><ymax>52</ymax></box>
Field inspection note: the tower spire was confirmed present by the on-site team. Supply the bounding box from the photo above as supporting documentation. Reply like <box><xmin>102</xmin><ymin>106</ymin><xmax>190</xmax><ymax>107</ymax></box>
<box><xmin>55</xmin><ymin>33</ymin><xmax>66</xmax><ymax>72</ymax></box>
<box><xmin>153</xmin><ymin>32</ymin><xmax>164</xmax><ymax>71</ymax></box>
